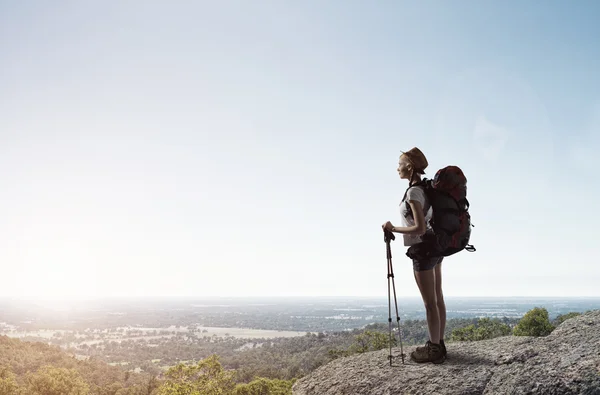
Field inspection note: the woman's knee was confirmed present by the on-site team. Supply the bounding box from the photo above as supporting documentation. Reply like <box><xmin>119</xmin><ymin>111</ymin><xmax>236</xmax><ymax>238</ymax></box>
<box><xmin>423</xmin><ymin>297</ymin><xmax>439</xmax><ymax>312</ymax></box>
<box><xmin>436</xmin><ymin>295</ymin><xmax>445</xmax><ymax>310</ymax></box>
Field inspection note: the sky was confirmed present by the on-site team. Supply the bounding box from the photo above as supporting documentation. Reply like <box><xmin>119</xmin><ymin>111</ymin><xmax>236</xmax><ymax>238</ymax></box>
<box><xmin>1</xmin><ymin>1</ymin><xmax>600</xmax><ymax>300</ymax></box>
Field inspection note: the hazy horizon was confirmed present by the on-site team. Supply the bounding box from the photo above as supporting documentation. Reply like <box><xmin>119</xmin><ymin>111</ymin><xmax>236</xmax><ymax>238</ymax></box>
<box><xmin>4</xmin><ymin>295</ymin><xmax>600</xmax><ymax>303</ymax></box>
<box><xmin>2</xmin><ymin>1</ymin><xmax>600</xmax><ymax>299</ymax></box>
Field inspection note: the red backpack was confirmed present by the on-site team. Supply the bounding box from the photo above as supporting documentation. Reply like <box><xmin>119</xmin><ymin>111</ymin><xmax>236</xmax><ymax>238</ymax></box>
<box><xmin>406</xmin><ymin>166</ymin><xmax>476</xmax><ymax>261</ymax></box>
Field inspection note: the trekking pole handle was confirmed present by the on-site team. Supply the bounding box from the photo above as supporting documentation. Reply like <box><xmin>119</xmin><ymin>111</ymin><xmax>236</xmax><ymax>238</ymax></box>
<box><xmin>383</xmin><ymin>229</ymin><xmax>395</xmax><ymax>243</ymax></box>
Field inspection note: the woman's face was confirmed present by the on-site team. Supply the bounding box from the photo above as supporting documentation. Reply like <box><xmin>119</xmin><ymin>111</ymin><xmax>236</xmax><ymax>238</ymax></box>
<box><xmin>397</xmin><ymin>155</ymin><xmax>412</xmax><ymax>179</ymax></box>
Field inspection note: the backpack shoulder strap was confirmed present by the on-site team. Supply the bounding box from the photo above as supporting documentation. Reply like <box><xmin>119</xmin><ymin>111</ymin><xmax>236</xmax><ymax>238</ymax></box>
<box><xmin>402</xmin><ymin>179</ymin><xmax>430</xmax><ymax>205</ymax></box>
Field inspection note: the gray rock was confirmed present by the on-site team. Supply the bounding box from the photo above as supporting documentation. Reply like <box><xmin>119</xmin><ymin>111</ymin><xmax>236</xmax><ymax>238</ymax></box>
<box><xmin>292</xmin><ymin>310</ymin><xmax>600</xmax><ymax>395</ymax></box>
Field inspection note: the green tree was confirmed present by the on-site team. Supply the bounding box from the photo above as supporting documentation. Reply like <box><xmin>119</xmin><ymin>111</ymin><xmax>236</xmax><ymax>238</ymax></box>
<box><xmin>513</xmin><ymin>307</ymin><xmax>555</xmax><ymax>337</ymax></box>
<box><xmin>348</xmin><ymin>330</ymin><xmax>393</xmax><ymax>354</ymax></box>
<box><xmin>25</xmin><ymin>365</ymin><xmax>90</xmax><ymax>395</ymax></box>
<box><xmin>327</xmin><ymin>330</ymin><xmax>395</xmax><ymax>360</ymax></box>
<box><xmin>327</xmin><ymin>348</ymin><xmax>350</xmax><ymax>360</ymax></box>
<box><xmin>233</xmin><ymin>377</ymin><xmax>296</xmax><ymax>395</ymax></box>
<box><xmin>554</xmin><ymin>312</ymin><xmax>581</xmax><ymax>326</ymax></box>
<box><xmin>0</xmin><ymin>365</ymin><xmax>21</xmax><ymax>395</ymax></box>
<box><xmin>115</xmin><ymin>385</ymin><xmax>152</xmax><ymax>395</ymax></box>
<box><xmin>450</xmin><ymin>318</ymin><xmax>512</xmax><ymax>341</ymax></box>
<box><xmin>157</xmin><ymin>354</ymin><xmax>235</xmax><ymax>395</ymax></box>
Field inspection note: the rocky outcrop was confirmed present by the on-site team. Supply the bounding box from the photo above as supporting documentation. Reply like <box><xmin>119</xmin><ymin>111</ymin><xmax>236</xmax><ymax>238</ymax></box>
<box><xmin>292</xmin><ymin>310</ymin><xmax>600</xmax><ymax>395</ymax></box>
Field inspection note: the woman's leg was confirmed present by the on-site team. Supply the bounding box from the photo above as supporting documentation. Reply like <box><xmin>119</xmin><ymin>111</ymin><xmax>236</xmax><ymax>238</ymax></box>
<box><xmin>411</xmin><ymin>258</ymin><xmax>445</xmax><ymax>363</ymax></box>
<box><xmin>414</xmin><ymin>267</ymin><xmax>440</xmax><ymax>344</ymax></box>
<box><xmin>434</xmin><ymin>260</ymin><xmax>446</xmax><ymax>342</ymax></box>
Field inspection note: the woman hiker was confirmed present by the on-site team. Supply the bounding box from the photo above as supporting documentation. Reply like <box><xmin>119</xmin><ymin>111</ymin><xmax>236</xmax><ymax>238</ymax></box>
<box><xmin>382</xmin><ymin>147</ymin><xmax>447</xmax><ymax>364</ymax></box>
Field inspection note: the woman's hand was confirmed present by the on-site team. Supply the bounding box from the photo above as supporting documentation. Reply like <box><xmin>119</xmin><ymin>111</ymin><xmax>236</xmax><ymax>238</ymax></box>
<box><xmin>382</xmin><ymin>221</ymin><xmax>394</xmax><ymax>232</ymax></box>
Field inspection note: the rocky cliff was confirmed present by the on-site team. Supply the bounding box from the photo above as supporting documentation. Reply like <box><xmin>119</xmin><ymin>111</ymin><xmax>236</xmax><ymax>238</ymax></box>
<box><xmin>292</xmin><ymin>310</ymin><xmax>600</xmax><ymax>395</ymax></box>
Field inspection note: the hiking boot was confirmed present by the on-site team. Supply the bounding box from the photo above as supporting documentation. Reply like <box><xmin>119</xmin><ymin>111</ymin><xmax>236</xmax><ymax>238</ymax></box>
<box><xmin>441</xmin><ymin>339</ymin><xmax>446</xmax><ymax>358</ymax></box>
<box><xmin>416</xmin><ymin>339</ymin><xmax>447</xmax><ymax>359</ymax></box>
<box><xmin>410</xmin><ymin>341</ymin><xmax>445</xmax><ymax>364</ymax></box>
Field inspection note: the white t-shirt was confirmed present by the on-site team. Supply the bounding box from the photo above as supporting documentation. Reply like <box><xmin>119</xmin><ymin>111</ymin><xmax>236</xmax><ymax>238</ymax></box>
<box><xmin>399</xmin><ymin>186</ymin><xmax>432</xmax><ymax>246</ymax></box>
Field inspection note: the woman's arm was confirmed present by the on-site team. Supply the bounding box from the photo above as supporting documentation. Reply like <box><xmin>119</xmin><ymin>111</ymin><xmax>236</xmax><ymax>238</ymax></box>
<box><xmin>391</xmin><ymin>200</ymin><xmax>427</xmax><ymax>236</ymax></box>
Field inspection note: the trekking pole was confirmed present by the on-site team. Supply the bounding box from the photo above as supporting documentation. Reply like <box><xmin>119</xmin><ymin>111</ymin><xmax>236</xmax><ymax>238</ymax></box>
<box><xmin>384</xmin><ymin>229</ymin><xmax>405</xmax><ymax>365</ymax></box>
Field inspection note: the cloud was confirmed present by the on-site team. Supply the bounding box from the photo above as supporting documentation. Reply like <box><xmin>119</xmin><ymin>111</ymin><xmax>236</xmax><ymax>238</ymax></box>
<box><xmin>433</xmin><ymin>64</ymin><xmax>555</xmax><ymax>167</ymax></box>
<box><xmin>472</xmin><ymin>114</ymin><xmax>510</xmax><ymax>162</ymax></box>
<box><xmin>567</xmin><ymin>101</ymin><xmax>600</xmax><ymax>171</ymax></box>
